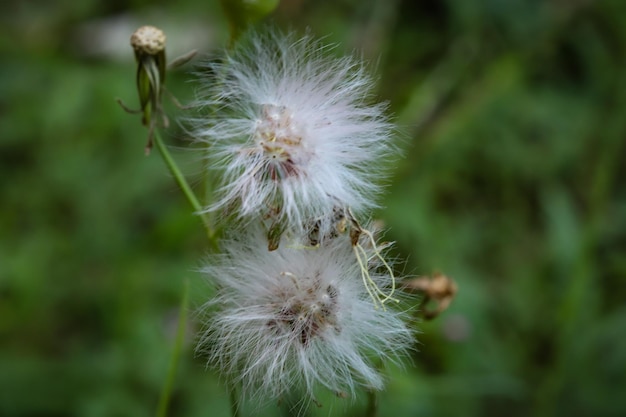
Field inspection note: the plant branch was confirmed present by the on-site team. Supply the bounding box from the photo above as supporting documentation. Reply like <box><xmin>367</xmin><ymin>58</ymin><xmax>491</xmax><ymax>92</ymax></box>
<box><xmin>152</xmin><ymin>129</ymin><xmax>218</xmax><ymax>250</ymax></box>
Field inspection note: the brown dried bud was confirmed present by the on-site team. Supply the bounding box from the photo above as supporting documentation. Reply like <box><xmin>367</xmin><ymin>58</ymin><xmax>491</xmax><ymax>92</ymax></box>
<box><xmin>403</xmin><ymin>272</ymin><xmax>458</xmax><ymax>320</ymax></box>
<box><xmin>130</xmin><ymin>25</ymin><xmax>166</xmax><ymax>55</ymax></box>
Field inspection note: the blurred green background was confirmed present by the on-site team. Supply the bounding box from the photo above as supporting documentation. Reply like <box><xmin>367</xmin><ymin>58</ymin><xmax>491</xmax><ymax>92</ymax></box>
<box><xmin>1</xmin><ymin>0</ymin><xmax>625</xmax><ymax>416</ymax></box>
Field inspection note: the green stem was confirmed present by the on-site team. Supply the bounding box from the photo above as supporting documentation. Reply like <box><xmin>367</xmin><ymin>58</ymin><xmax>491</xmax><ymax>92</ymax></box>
<box><xmin>156</xmin><ymin>280</ymin><xmax>190</xmax><ymax>417</ymax></box>
<box><xmin>153</xmin><ymin>129</ymin><xmax>218</xmax><ymax>250</ymax></box>
<box><xmin>229</xmin><ymin>383</ymin><xmax>240</xmax><ymax>417</ymax></box>
<box><xmin>365</xmin><ymin>389</ymin><xmax>378</xmax><ymax>417</ymax></box>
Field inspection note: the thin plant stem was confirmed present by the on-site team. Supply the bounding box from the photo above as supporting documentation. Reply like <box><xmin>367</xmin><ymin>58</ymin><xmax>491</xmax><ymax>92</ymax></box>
<box><xmin>365</xmin><ymin>356</ymin><xmax>384</xmax><ymax>417</ymax></box>
<box><xmin>152</xmin><ymin>129</ymin><xmax>218</xmax><ymax>250</ymax></box>
<box><xmin>365</xmin><ymin>389</ymin><xmax>378</xmax><ymax>417</ymax></box>
<box><xmin>229</xmin><ymin>383</ymin><xmax>240</xmax><ymax>417</ymax></box>
<box><xmin>156</xmin><ymin>279</ymin><xmax>190</xmax><ymax>417</ymax></box>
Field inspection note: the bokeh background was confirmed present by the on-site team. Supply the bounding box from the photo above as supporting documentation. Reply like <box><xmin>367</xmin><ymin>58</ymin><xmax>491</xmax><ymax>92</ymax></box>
<box><xmin>1</xmin><ymin>0</ymin><xmax>625</xmax><ymax>416</ymax></box>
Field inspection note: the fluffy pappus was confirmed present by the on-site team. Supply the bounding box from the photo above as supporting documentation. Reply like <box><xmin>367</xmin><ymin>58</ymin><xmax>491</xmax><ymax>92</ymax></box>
<box><xmin>189</xmin><ymin>30</ymin><xmax>397</xmax><ymax>236</ymax></box>
<box><xmin>196</xmin><ymin>232</ymin><xmax>412</xmax><ymax>404</ymax></box>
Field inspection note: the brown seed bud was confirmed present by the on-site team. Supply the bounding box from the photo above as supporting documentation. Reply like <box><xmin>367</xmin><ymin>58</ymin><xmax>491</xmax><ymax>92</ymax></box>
<box><xmin>403</xmin><ymin>273</ymin><xmax>458</xmax><ymax>320</ymax></box>
<box><xmin>130</xmin><ymin>25</ymin><xmax>166</xmax><ymax>55</ymax></box>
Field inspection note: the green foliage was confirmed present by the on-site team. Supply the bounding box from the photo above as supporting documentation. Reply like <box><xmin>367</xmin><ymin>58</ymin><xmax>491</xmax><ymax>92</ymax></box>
<box><xmin>1</xmin><ymin>0</ymin><xmax>625</xmax><ymax>416</ymax></box>
<box><xmin>221</xmin><ymin>0</ymin><xmax>280</xmax><ymax>43</ymax></box>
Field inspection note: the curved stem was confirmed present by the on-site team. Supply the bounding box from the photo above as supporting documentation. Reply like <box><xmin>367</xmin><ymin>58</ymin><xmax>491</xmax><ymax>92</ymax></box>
<box><xmin>153</xmin><ymin>129</ymin><xmax>218</xmax><ymax>250</ymax></box>
<box><xmin>156</xmin><ymin>279</ymin><xmax>189</xmax><ymax>417</ymax></box>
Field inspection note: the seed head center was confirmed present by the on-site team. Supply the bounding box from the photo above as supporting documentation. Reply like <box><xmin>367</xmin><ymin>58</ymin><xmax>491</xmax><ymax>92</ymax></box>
<box><xmin>252</xmin><ymin>104</ymin><xmax>306</xmax><ymax>180</ymax></box>
<box><xmin>268</xmin><ymin>274</ymin><xmax>340</xmax><ymax>346</ymax></box>
<box><xmin>255</xmin><ymin>104</ymin><xmax>303</xmax><ymax>157</ymax></box>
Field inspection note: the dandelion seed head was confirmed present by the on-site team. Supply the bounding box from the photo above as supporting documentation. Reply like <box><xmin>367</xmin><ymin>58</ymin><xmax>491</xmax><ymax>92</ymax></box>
<box><xmin>190</xmin><ymin>30</ymin><xmax>396</xmax><ymax>235</ymax></box>
<box><xmin>196</xmin><ymin>233</ymin><xmax>412</xmax><ymax>403</ymax></box>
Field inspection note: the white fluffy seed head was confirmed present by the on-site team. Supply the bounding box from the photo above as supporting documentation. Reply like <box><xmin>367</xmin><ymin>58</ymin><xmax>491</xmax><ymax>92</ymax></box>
<box><xmin>196</xmin><ymin>233</ymin><xmax>413</xmax><ymax>403</ymax></box>
<box><xmin>189</xmin><ymin>30</ymin><xmax>397</xmax><ymax>235</ymax></box>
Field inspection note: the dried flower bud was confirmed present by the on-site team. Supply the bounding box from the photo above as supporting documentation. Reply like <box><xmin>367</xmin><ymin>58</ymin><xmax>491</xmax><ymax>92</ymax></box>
<box><xmin>130</xmin><ymin>25</ymin><xmax>166</xmax><ymax>56</ymax></box>
<box><xmin>403</xmin><ymin>273</ymin><xmax>458</xmax><ymax>320</ymax></box>
<box><xmin>120</xmin><ymin>25</ymin><xmax>169</xmax><ymax>154</ymax></box>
